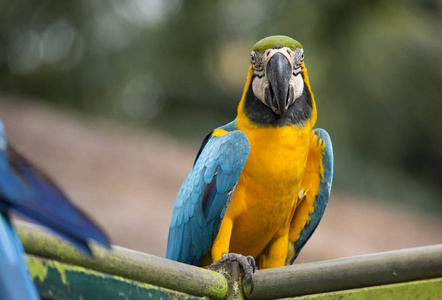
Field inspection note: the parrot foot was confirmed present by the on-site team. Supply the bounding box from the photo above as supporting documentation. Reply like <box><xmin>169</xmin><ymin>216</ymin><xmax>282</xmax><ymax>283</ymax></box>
<box><xmin>211</xmin><ymin>253</ymin><xmax>256</xmax><ymax>293</ymax></box>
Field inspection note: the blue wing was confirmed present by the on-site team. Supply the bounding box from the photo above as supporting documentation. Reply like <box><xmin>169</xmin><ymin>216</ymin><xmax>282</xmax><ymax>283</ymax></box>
<box><xmin>0</xmin><ymin>120</ymin><xmax>111</xmax><ymax>299</ymax></box>
<box><xmin>288</xmin><ymin>128</ymin><xmax>333</xmax><ymax>264</ymax></box>
<box><xmin>166</xmin><ymin>122</ymin><xmax>250</xmax><ymax>265</ymax></box>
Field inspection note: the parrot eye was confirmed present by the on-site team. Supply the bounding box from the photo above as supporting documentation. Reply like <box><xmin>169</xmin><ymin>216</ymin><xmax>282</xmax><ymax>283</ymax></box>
<box><xmin>293</xmin><ymin>48</ymin><xmax>304</xmax><ymax>69</ymax></box>
<box><xmin>251</xmin><ymin>51</ymin><xmax>264</xmax><ymax>72</ymax></box>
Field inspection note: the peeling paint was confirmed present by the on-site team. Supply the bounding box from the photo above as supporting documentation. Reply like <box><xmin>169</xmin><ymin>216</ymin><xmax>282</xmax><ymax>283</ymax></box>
<box><xmin>27</xmin><ymin>256</ymin><xmax>50</xmax><ymax>284</ymax></box>
<box><xmin>27</xmin><ymin>255</ymin><xmax>109</xmax><ymax>286</ymax></box>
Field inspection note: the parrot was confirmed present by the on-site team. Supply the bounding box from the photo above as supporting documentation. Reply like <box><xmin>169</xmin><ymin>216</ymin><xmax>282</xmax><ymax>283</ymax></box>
<box><xmin>166</xmin><ymin>36</ymin><xmax>333</xmax><ymax>286</ymax></box>
<box><xmin>0</xmin><ymin>121</ymin><xmax>110</xmax><ymax>300</ymax></box>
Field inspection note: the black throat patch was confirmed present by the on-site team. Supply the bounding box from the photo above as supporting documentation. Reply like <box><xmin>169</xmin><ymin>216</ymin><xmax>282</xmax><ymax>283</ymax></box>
<box><xmin>244</xmin><ymin>79</ymin><xmax>313</xmax><ymax>127</ymax></box>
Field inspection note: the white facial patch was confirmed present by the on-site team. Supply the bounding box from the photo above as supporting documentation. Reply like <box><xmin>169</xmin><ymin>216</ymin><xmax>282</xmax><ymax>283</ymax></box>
<box><xmin>252</xmin><ymin>73</ymin><xmax>267</xmax><ymax>104</ymax></box>
<box><xmin>251</xmin><ymin>47</ymin><xmax>305</xmax><ymax>107</ymax></box>
<box><xmin>291</xmin><ymin>66</ymin><xmax>304</xmax><ymax>101</ymax></box>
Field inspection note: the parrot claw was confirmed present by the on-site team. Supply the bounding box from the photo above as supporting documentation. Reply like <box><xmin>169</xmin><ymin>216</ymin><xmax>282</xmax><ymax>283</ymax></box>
<box><xmin>211</xmin><ymin>253</ymin><xmax>256</xmax><ymax>293</ymax></box>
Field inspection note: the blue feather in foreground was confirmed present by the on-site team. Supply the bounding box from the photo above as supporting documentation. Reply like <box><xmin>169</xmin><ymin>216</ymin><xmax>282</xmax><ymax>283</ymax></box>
<box><xmin>0</xmin><ymin>121</ymin><xmax>110</xmax><ymax>300</ymax></box>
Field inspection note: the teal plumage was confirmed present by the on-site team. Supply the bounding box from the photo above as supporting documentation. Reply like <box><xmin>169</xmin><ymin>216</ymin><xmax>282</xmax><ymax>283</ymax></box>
<box><xmin>166</xmin><ymin>122</ymin><xmax>250</xmax><ymax>265</ymax></box>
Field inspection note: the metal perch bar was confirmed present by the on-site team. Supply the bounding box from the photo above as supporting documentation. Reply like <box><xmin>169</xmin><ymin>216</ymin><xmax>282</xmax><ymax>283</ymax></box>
<box><xmin>246</xmin><ymin>243</ymin><xmax>442</xmax><ymax>299</ymax></box>
<box><xmin>16</xmin><ymin>220</ymin><xmax>442</xmax><ymax>299</ymax></box>
<box><xmin>16</xmin><ymin>220</ymin><xmax>229</xmax><ymax>300</ymax></box>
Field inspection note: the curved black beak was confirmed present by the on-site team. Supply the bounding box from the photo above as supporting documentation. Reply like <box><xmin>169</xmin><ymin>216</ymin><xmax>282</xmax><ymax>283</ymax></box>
<box><xmin>265</xmin><ymin>53</ymin><xmax>293</xmax><ymax>117</ymax></box>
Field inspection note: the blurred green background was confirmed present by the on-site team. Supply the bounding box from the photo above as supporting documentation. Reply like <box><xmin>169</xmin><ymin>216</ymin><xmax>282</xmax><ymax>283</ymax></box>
<box><xmin>1</xmin><ymin>0</ymin><xmax>441</xmax><ymax>214</ymax></box>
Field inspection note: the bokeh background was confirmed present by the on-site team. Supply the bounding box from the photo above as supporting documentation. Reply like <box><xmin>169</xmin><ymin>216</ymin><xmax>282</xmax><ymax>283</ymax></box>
<box><xmin>0</xmin><ymin>1</ymin><xmax>441</xmax><ymax>263</ymax></box>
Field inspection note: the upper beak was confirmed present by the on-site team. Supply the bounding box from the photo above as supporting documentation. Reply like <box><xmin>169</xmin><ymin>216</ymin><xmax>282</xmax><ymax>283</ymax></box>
<box><xmin>265</xmin><ymin>53</ymin><xmax>293</xmax><ymax>118</ymax></box>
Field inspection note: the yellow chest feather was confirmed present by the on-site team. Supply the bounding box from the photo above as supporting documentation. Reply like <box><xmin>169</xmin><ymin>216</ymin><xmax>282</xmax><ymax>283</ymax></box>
<box><xmin>242</xmin><ymin>125</ymin><xmax>310</xmax><ymax>192</ymax></box>
<box><xmin>225</xmin><ymin>121</ymin><xmax>312</xmax><ymax>257</ymax></box>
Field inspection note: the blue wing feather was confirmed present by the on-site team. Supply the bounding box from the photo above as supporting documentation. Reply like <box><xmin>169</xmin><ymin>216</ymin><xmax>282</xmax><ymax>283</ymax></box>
<box><xmin>290</xmin><ymin>128</ymin><xmax>333</xmax><ymax>264</ymax></box>
<box><xmin>0</xmin><ymin>213</ymin><xmax>40</xmax><ymax>300</ymax></box>
<box><xmin>0</xmin><ymin>120</ymin><xmax>111</xmax><ymax>300</ymax></box>
<box><xmin>166</xmin><ymin>123</ymin><xmax>250</xmax><ymax>266</ymax></box>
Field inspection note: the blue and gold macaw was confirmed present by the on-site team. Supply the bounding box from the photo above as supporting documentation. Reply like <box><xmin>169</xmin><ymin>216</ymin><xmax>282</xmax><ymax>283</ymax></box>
<box><xmin>167</xmin><ymin>36</ymin><xmax>333</xmax><ymax>280</ymax></box>
<box><xmin>0</xmin><ymin>121</ymin><xmax>110</xmax><ymax>300</ymax></box>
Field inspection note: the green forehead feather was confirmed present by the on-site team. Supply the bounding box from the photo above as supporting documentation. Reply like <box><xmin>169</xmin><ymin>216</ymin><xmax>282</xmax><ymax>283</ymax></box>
<box><xmin>252</xmin><ymin>35</ymin><xmax>302</xmax><ymax>53</ymax></box>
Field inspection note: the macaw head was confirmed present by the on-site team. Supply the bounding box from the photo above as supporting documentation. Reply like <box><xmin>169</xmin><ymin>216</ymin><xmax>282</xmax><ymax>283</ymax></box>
<box><xmin>239</xmin><ymin>36</ymin><xmax>316</xmax><ymax>128</ymax></box>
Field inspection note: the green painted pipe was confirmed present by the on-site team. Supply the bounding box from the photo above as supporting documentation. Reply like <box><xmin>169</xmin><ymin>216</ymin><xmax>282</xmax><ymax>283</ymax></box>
<box><xmin>16</xmin><ymin>220</ymin><xmax>442</xmax><ymax>300</ymax></box>
<box><xmin>16</xmin><ymin>221</ymin><xmax>228</xmax><ymax>300</ymax></box>
<box><xmin>245</xmin><ymin>244</ymin><xmax>442</xmax><ymax>299</ymax></box>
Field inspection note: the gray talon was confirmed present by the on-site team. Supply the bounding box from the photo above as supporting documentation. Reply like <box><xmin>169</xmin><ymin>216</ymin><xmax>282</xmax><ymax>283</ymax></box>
<box><xmin>247</xmin><ymin>255</ymin><xmax>256</xmax><ymax>273</ymax></box>
<box><xmin>210</xmin><ymin>253</ymin><xmax>256</xmax><ymax>293</ymax></box>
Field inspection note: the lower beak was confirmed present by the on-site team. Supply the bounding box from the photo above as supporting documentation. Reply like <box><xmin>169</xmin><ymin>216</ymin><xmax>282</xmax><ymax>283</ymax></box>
<box><xmin>265</xmin><ymin>53</ymin><xmax>293</xmax><ymax>118</ymax></box>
